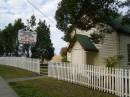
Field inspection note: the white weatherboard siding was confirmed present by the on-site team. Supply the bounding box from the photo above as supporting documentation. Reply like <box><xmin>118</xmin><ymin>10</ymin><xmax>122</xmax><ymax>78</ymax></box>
<box><xmin>72</xmin><ymin>50</ymin><xmax>82</xmax><ymax>65</ymax></box>
<box><xmin>71</xmin><ymin>28</ymin><xmax>93</xmax><ymax>39</ymax></box>
<box><xmin>67</xmin><ymin>52</ymin><xmax>71</xmax><ymax>62</ymax></box>
<box><xmin>93</xmin><ymin>32</ymin><xmax>119</xmax><ymax>65</ymax></box>
<box><xmin>120</xmin><ymin>34</ymin><xmax>130</xmax><ymax>65</ymax></box>
<box><xmin>68</xmin><ymin>28</ymin><xmax>130</xmax><ymax>66</ymax></box>
<box><xmin>87</xmin><ymin>51</ymin><xmax>97</xmax><ymax>65</ymax></box>
<box><xmin>67</xmin><ymin>42</ymin><xmax>71</xmax><ymax>62</ymax></box>
<box><xmin>75</xmin><ymin>29</ymin><xmax>120</xmax><ymax>65</ymax></box>
<box><xmin>71</xmin><ymin>41</ymin><xmax>86</xmax><ymax>65</ymax></box>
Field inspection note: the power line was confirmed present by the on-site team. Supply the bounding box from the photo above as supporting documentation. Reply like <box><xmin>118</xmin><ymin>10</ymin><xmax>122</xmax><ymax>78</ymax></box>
<box><xmin>25</xmin><ymin>0</ymin><xmax>55</xmax><ymax>24</ymax></box>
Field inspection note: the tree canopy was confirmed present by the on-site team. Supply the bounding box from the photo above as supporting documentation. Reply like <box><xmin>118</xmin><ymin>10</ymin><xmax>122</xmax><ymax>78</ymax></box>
<box><xmin>31</xmin><ymin>20</ymin><xmax>54</xmax><ymax>60</ymax></box>
<box><xmin>23</xmin><ymin>15</ymin><xmax>37</xmax><ymax>57</ymax></box>
<box><xmin>55</xmin><ymin>0</ymin><xmax>129</xmax><ymax>42</ymax></box>
<box><xmin>0</xmin><ymin>15</ymin><xmax>54</xmax><ymax>60</ymax></box>
<box><xmin>1</xmin><ymin>19</ymin><xmax>25</xmax><ymax>56</ymax></box>
<box><xmin>121</xmin><ymin>0</ymin><xmax>130</xmax><ymax>24</ymax></box>
<box><xmin>27</xmin><ymin>14</ymin><xmax>36</xmax><ymax>30</ymax></box>
<box><xmin>0</xmin><ymin>31</ymin><xmax>4</xmax><ymax>56</ymax></box>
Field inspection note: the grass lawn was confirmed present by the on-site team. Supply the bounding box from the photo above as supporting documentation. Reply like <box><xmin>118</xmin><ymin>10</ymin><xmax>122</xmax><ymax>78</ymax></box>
<box><xmin>0</xmin><ymin>64</ymin><xmax>39</xmax><ymax>79</ymax></box>
<box><xmin>10</xmin><ymin>77</ymin><xmax>118</xmax><ymax>97</ymax></box>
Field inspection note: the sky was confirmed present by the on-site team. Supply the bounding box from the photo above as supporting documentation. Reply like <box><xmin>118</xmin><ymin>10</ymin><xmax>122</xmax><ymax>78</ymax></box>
<box><xmin>0</xmin><ymin>0</ymin><xmax>129</xmax><ymax>55</ymax></box>
<box><xmin>0</xmin><ymin>0</ymin><xmax>67</xmax><ymax>54</ymax></box>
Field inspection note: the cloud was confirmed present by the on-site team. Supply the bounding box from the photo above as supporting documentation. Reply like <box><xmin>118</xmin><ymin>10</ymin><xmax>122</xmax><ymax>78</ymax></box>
<box><xmin>50</xmin><ymin>27</ymin><xmax>67</xmax><ymax>54</ymax></box>
<box><xmin>0</xmin><ymin>0</ymin><xmax>67</xmax><ymax>54</ymax></box>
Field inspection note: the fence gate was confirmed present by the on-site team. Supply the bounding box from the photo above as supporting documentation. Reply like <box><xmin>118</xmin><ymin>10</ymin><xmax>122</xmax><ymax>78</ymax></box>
<box><xmin>40</xmin><ymin>64</ymin><xmax>48</xmax><ymax>75</ymax></box>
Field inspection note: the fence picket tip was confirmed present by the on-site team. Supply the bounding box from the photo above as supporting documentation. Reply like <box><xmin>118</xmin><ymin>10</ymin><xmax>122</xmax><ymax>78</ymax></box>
<box><xmin>1</xmin><ymin>57</ymin><xmax>130</xmax><ymax>97</ymax></box>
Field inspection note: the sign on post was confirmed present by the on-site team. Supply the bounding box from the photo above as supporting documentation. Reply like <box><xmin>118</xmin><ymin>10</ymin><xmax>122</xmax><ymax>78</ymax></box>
<box><xmin>18</xmin><ymin>29</ymin><xmax>37</xmax><ymax>44</ymax></box>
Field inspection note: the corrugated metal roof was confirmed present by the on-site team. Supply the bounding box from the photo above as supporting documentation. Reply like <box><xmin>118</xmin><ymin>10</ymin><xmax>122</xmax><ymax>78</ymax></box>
<box><xmin>76</xmin><ymin>34</ymin><xmax>98</xmax><ymax>52</ymax></box>
<box><xmin>67</xmin><ymin>34</ymin><xmax>98</xmax><ymax>52</ymax></box>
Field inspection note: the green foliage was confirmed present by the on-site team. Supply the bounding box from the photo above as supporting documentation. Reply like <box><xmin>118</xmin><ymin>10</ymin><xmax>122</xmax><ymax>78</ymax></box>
<box><xmin>60</xmin><ymin>47</ymin><xmax>67</xmax><ymax>62</ymax></box>
<box><xmin>0</xmin><ymin>19</ymin><xmax>25</xmax><ymax>56</ymax></box>
<box><xmin>27</xmin><ymin>14</ymin><xmax>36</xmax><ymax>29</ymax></box>
<box><xmin>118</xmin><ymin>0</ymin><xmax>130</xmax><ymax>28</ymax></box>
<box><xmin>26</xmin><ymin>15</ymin><xmax>54</xmax><ymax>59</ymax></box>
<box><xmin>61</xmin><ymin>54</ymin><xmax>67</xmax><ymax>62</ymax></box>
<box><xmin>55</xmin><ymin>0</ymin><xmax>126</xmax><ymax>42</ymax></box>
<box><xmin>31</xmin><ymin>20</ymin><xmax>54</xmax><ymax>61</ymax></box>
<box><xmin>0</xmin><ymin>32</ymin><xmax>4</xmax><ymax>56</ymax></box>
<box><xmin>24</xmin><ymin>15</ymin><xmax>37</xmax><ymax>57</ymax></box>
<box><xmin>13</xmin><ymin>19</ymin><xmax>25</xmax><ymax>55</ymax></box>
<box><xmin>14</xmin><ymin>19</ymin><xmax>25</xmax><ymax>32</ymax></box>
<box><xmin>0</xmin><ymin>15</ymin><xmax>54</xmax><ymax>59</ymax></box>
<box><xmin>105</xmin><ymin>55</ymin><xmax>123</xmax><ymax>67</ymax></box>
<box><xmin>62</xmin><ymin>25</ymin><xmax>74</xmax><ymax>42</ymax></box>
<box><xmin>122</xmin><ymin>14</ymin><xmax>130</xmax><ymax>25</ymax></box>
<box><xmin>90</xmin><ymin>32</ymin><xmax>105</xmax><ymax>44</ymax></box>
<box><xmin>2</xmin><ymin>23</ymin><xmax>15</xmax><ymax>55</ymax></box>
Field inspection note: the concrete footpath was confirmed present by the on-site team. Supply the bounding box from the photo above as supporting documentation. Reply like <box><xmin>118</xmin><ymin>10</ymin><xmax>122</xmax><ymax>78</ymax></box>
<box><xmin>0</xmin><ymin>77</ymin><xmax>19</xmax><ymax>97</ymax></box>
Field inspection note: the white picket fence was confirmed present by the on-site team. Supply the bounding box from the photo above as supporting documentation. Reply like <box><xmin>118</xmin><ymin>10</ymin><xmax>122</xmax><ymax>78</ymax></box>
<box><xmin>0</xmin><ymin>57</ymin><xmax>40</xmax><ymax>74</ymax></box>
<box><xmin>48</xmin><ymin>63</ymin><xmax>130</xmax><ymax>97</ymax></box>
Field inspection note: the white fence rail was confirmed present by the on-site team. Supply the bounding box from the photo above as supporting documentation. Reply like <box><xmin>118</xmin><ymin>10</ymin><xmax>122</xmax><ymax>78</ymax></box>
<box><xmin>0</xmin><ymin>57</ymin><xmax>40</xmax><ymax>74</ymax></box>
<box><xmin>48</xmin><ymin>63</ymin><xmax>130</xmax><ymax>97</ymax></box>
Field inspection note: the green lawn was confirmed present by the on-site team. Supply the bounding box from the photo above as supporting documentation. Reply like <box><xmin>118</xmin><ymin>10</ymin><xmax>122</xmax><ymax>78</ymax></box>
<box><xmin>10</xmin><ymin>77</ymin><xmax>118</xmax><ymax>97</ymax></box>
<box><xmin>0</xmin><ymin>64</ymin><xmax>39</xmax><ymax>79</ymax></box>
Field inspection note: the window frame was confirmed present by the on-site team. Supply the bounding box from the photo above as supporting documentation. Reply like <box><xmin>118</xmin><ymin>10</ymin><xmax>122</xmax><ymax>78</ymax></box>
<box><xmin>128</xmin><ymin>44</ymin><xmax>130</xmax><ymax>65</ymax></box>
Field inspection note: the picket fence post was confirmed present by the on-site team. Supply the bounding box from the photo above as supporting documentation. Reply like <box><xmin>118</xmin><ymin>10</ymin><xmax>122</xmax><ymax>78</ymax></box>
<box><xmin>0</xmin><ymin>57</ymin><xmax>40</xmax><ymax>74</ymax></box>
<box><xmin>47</xmin><ymin>63</ymin><xmax>130</xmax><ymax>97</ymax></box>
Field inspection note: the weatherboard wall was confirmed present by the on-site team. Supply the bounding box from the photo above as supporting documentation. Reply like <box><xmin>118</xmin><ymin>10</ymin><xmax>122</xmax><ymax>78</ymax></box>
<box><xmin>93</xmin><ymin>32</ymin><xmax>119</xmax><ymax>65</ymax></box>
<box><xmin>119</xmin><ymin>34</ymin><xmax>130</xmax><ymax>65</ymax></box>
<box><xmin>75</xmin><ymin>29</ymin><xmax>120</xmax><ymax>65</ymax></box>
<box><xmin>67</xmin><ymin>28</ymin><xmax>130</xmax><ymax>66</ymax></box>
<box><xmin>71</xmin><ymin>41</ymin><xmax>86</xmax><ymax>65</ymax></box>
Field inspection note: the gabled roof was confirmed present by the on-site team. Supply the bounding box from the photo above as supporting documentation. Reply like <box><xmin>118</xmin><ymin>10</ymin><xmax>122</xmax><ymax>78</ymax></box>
<box><xmin>68</xmin><ymin>34</ymin><xmax>98</xmax><ymax>52</ymax></box>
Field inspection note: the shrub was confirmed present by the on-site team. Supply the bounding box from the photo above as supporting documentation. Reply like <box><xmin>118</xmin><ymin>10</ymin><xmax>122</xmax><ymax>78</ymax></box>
<box><xmin>105</xmin><ymin>55</ymin><xmax>123</xmax><ymax>67</ymax></box>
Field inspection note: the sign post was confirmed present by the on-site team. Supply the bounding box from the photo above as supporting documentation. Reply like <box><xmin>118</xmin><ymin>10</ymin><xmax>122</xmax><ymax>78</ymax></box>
<box><xmin>18</xmin><ymin>28</ymin><xmax>37</xmax><ymax>57</ymax></box>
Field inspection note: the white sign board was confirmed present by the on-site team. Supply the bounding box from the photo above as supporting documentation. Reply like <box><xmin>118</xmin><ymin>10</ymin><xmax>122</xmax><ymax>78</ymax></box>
<box><xmin>18</xmin><ymin>29</ymin><xmax>37</xmax><ymax>44</ymax></box>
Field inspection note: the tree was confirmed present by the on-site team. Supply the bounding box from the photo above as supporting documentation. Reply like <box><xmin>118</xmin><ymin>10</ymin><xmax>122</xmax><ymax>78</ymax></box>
<box><xmin>121</xmin><ymin>0</ymin><xmax>130</xmax><ymax>24</ymax></box>
<box><xmin>27</xmin><ymin>14</ymin><xmax>36</xmax><ymax>30</ymax></box>
<box><xmin>1</xmin><ymin>19</ymin><xmax>25</xmax><ymax>56</ymax></box>
<box><xmin>0</xmin><ymin>15</ymin><xmax>54</xmax><ymax>59</ymax></box>
<box><xmin>55</xmin><ymin>0</ymin><xmax>125</xmax><ymax>42</ymax></box>
<box><xmin>60</xmin><ymin>47</ymin><xmax>67</xmax><ymax>62</ymax></box>
<box><xmin>2</xmin><ymin>23</ymin><xmax>15</xmax><ymax>55</ymax></box>
<box><xmin>23</xmin><ymin>15</ymin><xmax>36</xmax><ymax>57</ymax></box>
<box><xmin>13</xmin><ymin>19</ymin><xmax>25</xmax><ymax>55</ymax></box>
<box><xmin>31</xmin><ymin>20</ymin><xmax>54</xmax><ymax>61</ymax></box>
<box><xmin>0</xmin><ymin>31</ymin><xmax>4</xmax><ymax>56</ymax></box>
